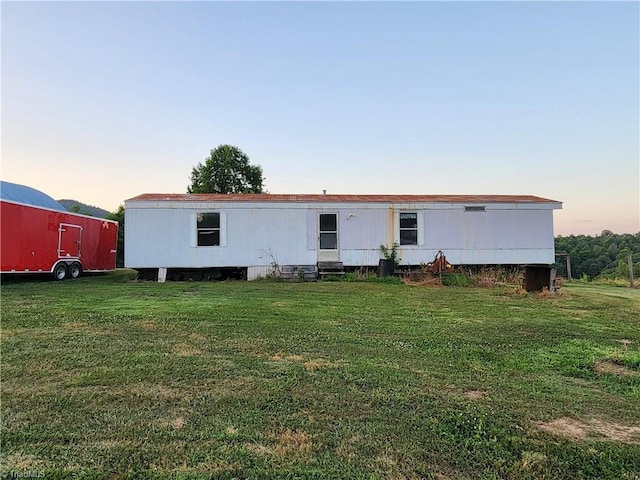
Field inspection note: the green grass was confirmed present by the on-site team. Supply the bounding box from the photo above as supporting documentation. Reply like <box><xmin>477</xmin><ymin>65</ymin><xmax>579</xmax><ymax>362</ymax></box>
<box><xmin>1</xmin><ymin>271</ymin><xmax>639</xmax><ymax>479</ymax></box>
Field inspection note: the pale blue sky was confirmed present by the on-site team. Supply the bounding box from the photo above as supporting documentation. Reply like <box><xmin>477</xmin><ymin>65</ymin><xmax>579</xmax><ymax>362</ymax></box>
<box><xmin>2</xmin><ymin>1</ymin><xmax>638</xmax><ymax>235</ymax></box>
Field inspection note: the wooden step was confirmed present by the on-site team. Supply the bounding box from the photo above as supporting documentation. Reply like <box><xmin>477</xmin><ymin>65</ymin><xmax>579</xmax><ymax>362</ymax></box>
<box><xmin>317</xmin><ymin>261</ymin><xmax>345</xmax><ymax>278</ymax></box>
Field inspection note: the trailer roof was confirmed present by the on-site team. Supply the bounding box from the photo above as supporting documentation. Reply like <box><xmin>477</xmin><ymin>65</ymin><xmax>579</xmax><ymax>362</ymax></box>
<box><xmin>0</xmin><ymin>181</ymin><xmax>67</xmax><ymax>211</ymax></box>
<box><xmin>127</xmin><ymin>193</ymin><xmax>561</xmax><ymax>204</ymax></box>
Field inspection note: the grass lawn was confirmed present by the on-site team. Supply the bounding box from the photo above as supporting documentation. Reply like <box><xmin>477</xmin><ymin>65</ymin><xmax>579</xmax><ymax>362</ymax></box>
<box><xmin>1</xmin><ymin>271</ymin><xmax>639</xmax><ymax>479</ymax></box>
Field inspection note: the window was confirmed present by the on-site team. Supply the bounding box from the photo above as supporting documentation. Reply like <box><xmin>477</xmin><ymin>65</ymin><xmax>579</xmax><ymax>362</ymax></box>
<box><xmin>197</xmin><ymin>212</ymin><xmax>220</xmax><ymax>246</ymax></box>
<box><xmin>399</xmin><ymin>212</ymin><xmax>418</xmax><ymax>245</ymax></box>
<box><xmin>319</xmin><ymin>213</ymin><xmax>337</xmax><ymax>249</ymax></box>
<box><xmin>464</xmin><ymin>206</ymin><xmax>486</xmax><ymax>212</ymax></box>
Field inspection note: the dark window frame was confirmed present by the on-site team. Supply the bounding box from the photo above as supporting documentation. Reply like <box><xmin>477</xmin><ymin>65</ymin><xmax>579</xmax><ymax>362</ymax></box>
<box><xmin>399</xmin><ymin>212</ymin><xmax>418</xmax><ymax>246</ymax></box>
<box><xmin>197</xmin><ymin>212</ymin><xmax>221</xmax><ymax>247</ymax></box>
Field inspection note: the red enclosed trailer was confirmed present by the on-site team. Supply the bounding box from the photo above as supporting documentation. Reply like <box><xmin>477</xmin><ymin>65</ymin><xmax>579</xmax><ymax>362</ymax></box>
<box><xmin>1</xmin><ymin>181</ymin><xmax>118</xmax><ymax>280</ymax></box>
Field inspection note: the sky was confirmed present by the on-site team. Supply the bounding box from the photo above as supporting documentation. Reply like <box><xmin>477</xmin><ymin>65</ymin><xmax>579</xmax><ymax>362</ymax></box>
<box><xmin>1</xmin><ymin>1</ymin><xmax>638</xmax><ymax>236</ymax></box>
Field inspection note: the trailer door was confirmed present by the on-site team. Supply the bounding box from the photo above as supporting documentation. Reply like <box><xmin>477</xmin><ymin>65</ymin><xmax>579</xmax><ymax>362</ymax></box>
<box><xmin>58</xmin><ymin>223</ymin><xmax>82</xmax><ymax>258</ymax></box>
<box><xmin>317</xmin><ymin>213</ymin><xmax>339</xmax><ymax>262</ymax></box>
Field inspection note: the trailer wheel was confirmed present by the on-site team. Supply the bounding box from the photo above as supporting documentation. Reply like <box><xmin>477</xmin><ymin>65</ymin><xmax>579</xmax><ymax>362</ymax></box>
<box><xmin>53</xmin><ymin>263</ymin><xmax>68</xmax><ymax>281</ymax></box>
<box><xmin>69</xmin><ymin>263</ymin><xmax>82</xmax><ymax>279</ymax></box>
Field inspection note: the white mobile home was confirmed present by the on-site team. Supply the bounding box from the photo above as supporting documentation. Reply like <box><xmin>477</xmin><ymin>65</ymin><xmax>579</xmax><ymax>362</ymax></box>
<box><xmin>124</xmin><ymin>193</ymin><xmax>562</xmax><ymax>280</ymax></box>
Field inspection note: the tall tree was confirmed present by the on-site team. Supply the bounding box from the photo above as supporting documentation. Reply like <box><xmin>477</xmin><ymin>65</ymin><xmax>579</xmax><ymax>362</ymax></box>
<box><xmin>188</xmin><ymin>145</ymin><xmax>264</xmax><ymax>194</ymax></box>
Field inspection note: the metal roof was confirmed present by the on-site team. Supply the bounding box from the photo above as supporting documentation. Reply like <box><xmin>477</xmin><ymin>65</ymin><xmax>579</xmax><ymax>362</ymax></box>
<box><xmin>0</xmin><ymin>181</ymin><xmax>67</xmax><ymax>211</ymax></box>
<box><xmin>126</xmin><ymin>193</ymin><xmax>561</xmax><ymax>204</ymax></box>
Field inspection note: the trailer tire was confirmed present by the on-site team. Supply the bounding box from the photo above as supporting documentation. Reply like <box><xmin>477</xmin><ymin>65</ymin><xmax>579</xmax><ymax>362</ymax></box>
<box><xmin>69</xmin><ymin>262</ymin><xmax>82</xmax><ymax>279</ymax></box>
<box><xmin>53</xmin><ymin>263</ymin><xmax>68</xmax><ymax>281</ymax></box>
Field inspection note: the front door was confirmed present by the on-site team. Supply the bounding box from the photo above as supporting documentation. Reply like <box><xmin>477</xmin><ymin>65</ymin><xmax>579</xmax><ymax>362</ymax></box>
<box><xmin>318</xmin><ymin>213</ymin><xmax>339</xmax><ymax>262</ymax></box>
<box><xmin>58</xmin><ymin>223</ymin><xmax>82</xmax><ymax>258</ymax></box>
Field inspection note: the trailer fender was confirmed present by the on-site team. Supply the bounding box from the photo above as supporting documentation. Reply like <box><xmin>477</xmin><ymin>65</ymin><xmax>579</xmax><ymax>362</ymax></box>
<box><xmin>52</xmin><ymin>260</ymin><xmax>84</xmax><ymax>280</ymax></box>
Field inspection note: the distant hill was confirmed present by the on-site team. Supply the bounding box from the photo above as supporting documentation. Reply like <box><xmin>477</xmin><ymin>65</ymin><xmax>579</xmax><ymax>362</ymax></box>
<box><xmin>58</xmin><ymin>199</ymin><xmax>111</xmax><ymax>218</ymax></box>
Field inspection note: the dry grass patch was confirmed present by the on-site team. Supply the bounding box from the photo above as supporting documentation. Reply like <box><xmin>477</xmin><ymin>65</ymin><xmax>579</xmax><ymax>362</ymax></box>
<box><xmin>171</xmin><ymin>459</ymin><xmax>244</xmax><ymax>476</ymax></box>
<box><xmin>156</xmin><ymin>413</ymin><xmax>189</xmax><ymax>430</ymax></box>
<box><xmin>335</xmin><ymin>433</ymin><xmax>362</xmax><ymax>461</ymax></box>
<box><xmin>269</xmin><ymin>353</ymin><xmax>305</xmax><ymax>362</ymax></box>
<box><xmin>588</xmin><ymin>420</ymin><xmax>640</xmax><ymax>444</ymax></box>
<box><xmin>593</xmin><ymin>359</ymin><xmax>638</xmax><ymax>377</ymax></box>
<box><xmin>402</xmin><ymin>271</ymin><xmax>443</xmax><ymax>287</ymax></box>
<box><xmin>246</xmin><ymin>429</ymin><xmax>314</xmax><ymax>459</ymax></box>
<box><xmin>96</xmin><ymin>439</ymin><xmax>133</xmax><ymax>448</ymax></box>
<box><xmin>268</xmin><ymin>352</ymin><xmax>345</xmax><ymax>371</ymax></box>
<box><xmin>303</xmin><ymin>358</ymin><xmax>345</xmax><ymax>371</ymax></box>
<box><xmin>536</xmin><ymin>417</ymin><xmax>640</xmax><ymax>444</ymax></box>
<box><xmin>462</xmin><ymin>390</ymin><xmax>487</xmax><ymax>400</ymax></box>
<box><xmin>276</xmin><ymin>429</ymin><xmax>313</xmax><ymax>455</ymax></box>
<box><xmin>170</xmin><ymin>417</ymin><xmax>186</xmax><ymax>430</ymax></box>
<box><xmin>189</xmin><ymin>333</ymin><xmax>207</xmax><ymax>342</ymax></box>
<box><xmin>227</xmin><ymin>338</ymin><xmax>268</xmax><ymax>358</ymax></box>
<box><xmin>2</xmin><ymin>452</ymin><xmax>48</xmax><ymax>471</ymax></box>
<box><xmin>63</xmin><ymin>321</ymin><xmax>88</xmax><ymax>330</ymax></box>
<box><xmin>173</xmin><ymin>343</ymin><xmax>202</xmax><ymax>357</ymax></box>
<box><xmin>138</xmin><ymin>319</ymin><xmax>160</xmax><ymax>330</ymax></box>
<box><xmin>536</xmin><ymin>417</ymin><xmax>588</xmax><ymax>440</ymax></box>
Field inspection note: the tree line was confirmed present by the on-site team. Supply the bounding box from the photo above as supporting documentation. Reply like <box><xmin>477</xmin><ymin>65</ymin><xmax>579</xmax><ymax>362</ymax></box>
<box><xmin>554</xmin><ymin>231</ymin><xmax>640</xmax><ymax>280</ymax></box>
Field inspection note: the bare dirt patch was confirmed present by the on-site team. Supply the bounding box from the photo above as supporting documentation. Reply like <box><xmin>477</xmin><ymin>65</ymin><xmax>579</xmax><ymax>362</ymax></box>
<box><xmin>170</xmin><ymin>417</ymin><xmax>186</xmax><ymax>429</ymax></box>
<box><xmin>462</xmin><ymin>390</ymin><xmax>487</xmax><ymax>400</ymax></box>
<box><xmin>536</xmin><ymin>417</ymin><xmax>640</xmax><ymax>444</ymax></box>
<box><xmin>589</xmin><ymin>419</ymin><xmax>640</xmax><ymax>443</ymax></box>
<box><xmin>593</xmin><ymin>359</ymin><xmax>638</xmax><ymax>377</ymax></box>
<box><xmin>536</xmin><ymin>418</ymin><xmax>587</xmax><ymax>440</ymax></box>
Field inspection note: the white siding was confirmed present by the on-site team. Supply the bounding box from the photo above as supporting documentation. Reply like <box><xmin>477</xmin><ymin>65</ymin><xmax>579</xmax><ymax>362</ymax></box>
<box><xmin>125</xmin><ymin>200</ymin><xmax>559</xmax><ymax>270</ymax></box>
<box><xmin>125</xmin><ymin>206</ymin><xmax>314</xmax><ymax>269</ymax></box>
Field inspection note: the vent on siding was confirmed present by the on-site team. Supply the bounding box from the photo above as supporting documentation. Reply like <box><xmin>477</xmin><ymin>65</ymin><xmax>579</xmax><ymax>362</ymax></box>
<box><xmin>464</xmin><ymin>206</ymin><xmax>486</xmax><ymax>212</ymax></box>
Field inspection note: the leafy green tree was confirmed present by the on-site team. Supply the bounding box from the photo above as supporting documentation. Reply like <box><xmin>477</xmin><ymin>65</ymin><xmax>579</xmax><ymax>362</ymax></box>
<box><xmin>107</xmin><ymin>205</ymin><xmax>125</xmax><ymax>268</ymax></box>
<box><xmin>188</xmin><ymin>145</ymin><xmax>264</xmax><ymax>194</ymax></box>
<box><xmin>554</xmin><ymin>232</ymin><xmax>640</xmax><ymax>280</ymax></box>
